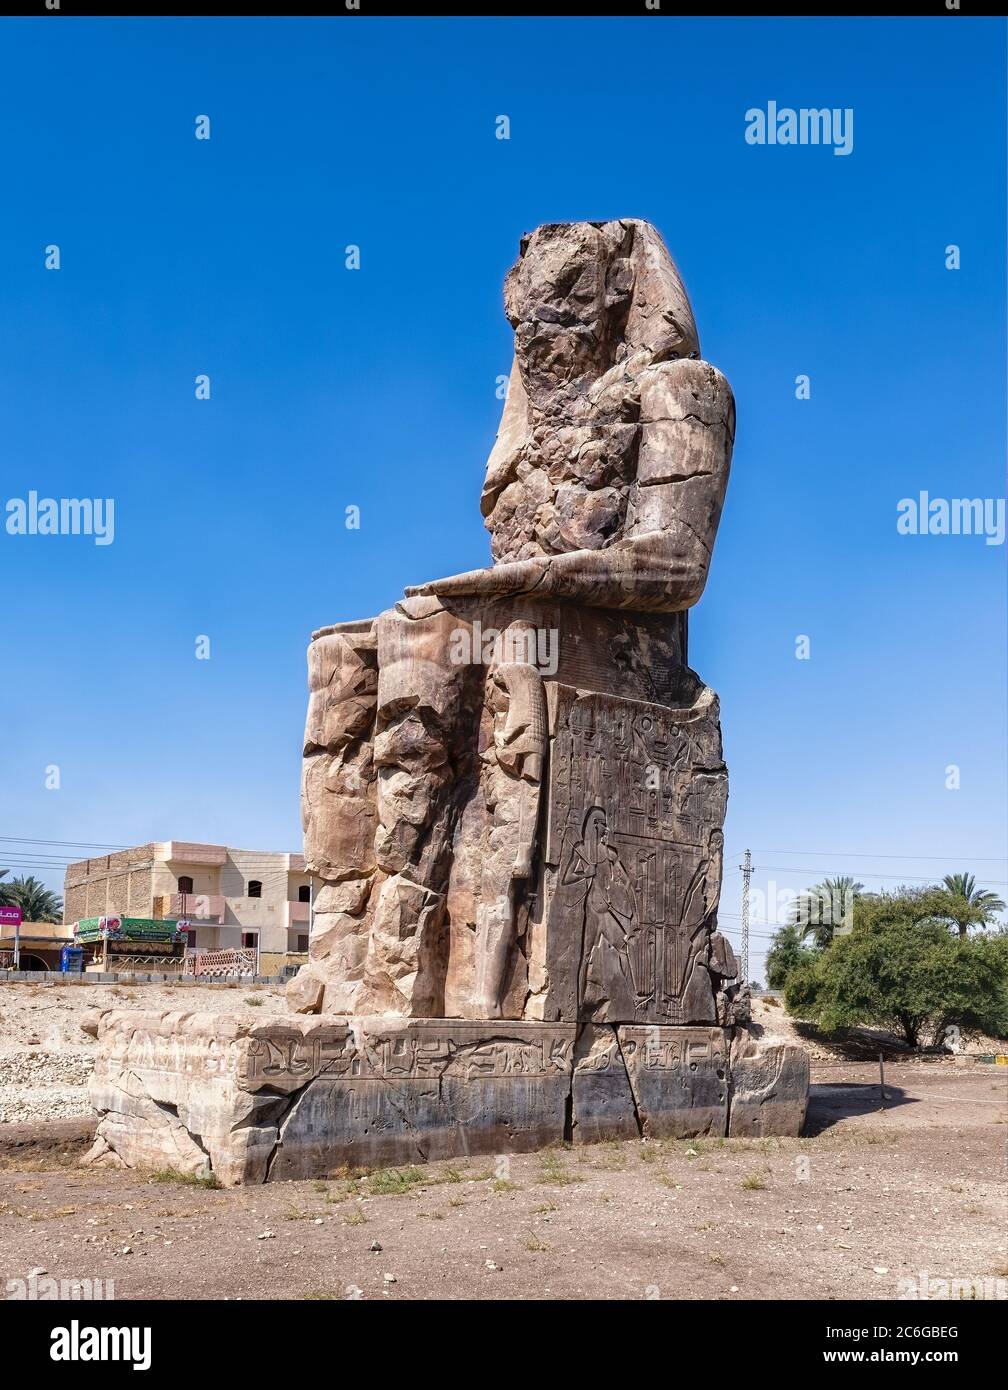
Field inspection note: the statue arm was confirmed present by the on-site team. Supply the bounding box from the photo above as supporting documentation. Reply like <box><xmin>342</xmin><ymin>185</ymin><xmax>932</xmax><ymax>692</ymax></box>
<box><xmin>405</xmin><ymin>526</ymin><xmax>719</xmax><ymax>614</ymax></box>
<box><xmin>406</xmin><ymin>360</ymin><xmax>734</xmax><ymax>614</ymax></box>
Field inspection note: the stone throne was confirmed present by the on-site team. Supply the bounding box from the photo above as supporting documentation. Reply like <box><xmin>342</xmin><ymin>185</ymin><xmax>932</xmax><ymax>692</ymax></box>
<box><xmin>85</xmin><ymin>221</ymin><xmax>808</xmax><ymax>1184</ymax></box>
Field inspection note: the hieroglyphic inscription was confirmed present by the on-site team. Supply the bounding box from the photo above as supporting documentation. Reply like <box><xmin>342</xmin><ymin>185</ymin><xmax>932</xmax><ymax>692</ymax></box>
<box><xmin>243</xmin><ymin>1024</ymin><xmax>575</xmax><ymax>1092</ymax></box>
<box><xmin>546</xmin><ymin>688</ymin><xmax>726</xmax><ymax>1024</ymax></box>
<box><xmin>618</xmin><ymin>1026</ymin><xmax>726</xmax><ymax>1072</ymax></box>
<box><xmin>245</xmin><ymin>1030</ymin><xmax>360</xmax><ymax>1092</ymax></box>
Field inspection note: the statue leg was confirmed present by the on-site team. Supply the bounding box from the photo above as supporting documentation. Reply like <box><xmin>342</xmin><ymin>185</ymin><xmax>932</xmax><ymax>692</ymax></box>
<box><xmin>475</xmin><ymin>836</ymin><xmax>520</xmax><ymax>1019</ymax></box>
<box><xmin>289</xmin><ymin>621</ymin><xmax>380</xmax><ymax>1014</ymax></box>
<box><xmin>358</xmin><ymin>600</ymin><xmax>480</xmax><ymax>1016</ymax></box>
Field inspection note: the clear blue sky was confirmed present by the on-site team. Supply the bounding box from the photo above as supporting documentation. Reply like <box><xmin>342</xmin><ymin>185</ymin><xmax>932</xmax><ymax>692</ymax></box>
<box><xmin>1</xmin><ymin>17</ymin><xmax>1005</xmax><ymax>977</ymax></box>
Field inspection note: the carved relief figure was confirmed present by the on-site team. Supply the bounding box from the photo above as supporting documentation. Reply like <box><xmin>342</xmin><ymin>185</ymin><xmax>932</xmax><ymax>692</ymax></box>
<box><xmin>562</xmin><ymin>806</ymin><xmax>639</xmax><ymax>1019</ymax></box>
<box><xmin>677</xmin><ymin>832</ymin><xmax>726</xmax><ymax>1025</ymax></box>
<box><xmin>708</xmin><ymin>928</ymin><xmax>746</xmax><ymax>1027</ymax></box>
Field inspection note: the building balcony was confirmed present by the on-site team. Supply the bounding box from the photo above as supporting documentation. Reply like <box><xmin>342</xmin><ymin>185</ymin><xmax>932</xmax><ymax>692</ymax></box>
<box><xmin>167</xmin><ymin>893</ymin><xmax>225</xmax><ymax>923</ymax></box>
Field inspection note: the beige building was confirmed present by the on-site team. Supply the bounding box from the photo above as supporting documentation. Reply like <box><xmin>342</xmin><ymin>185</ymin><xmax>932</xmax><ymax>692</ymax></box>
<box><xmin>63</xmin><ymin>841</ymin><xmax>312</xmax><ymax>976</ymax></box>
<box><xmin>0</xmin><ymin>920</ymin><xmax>73</xmax><ymax>972</ymax></box>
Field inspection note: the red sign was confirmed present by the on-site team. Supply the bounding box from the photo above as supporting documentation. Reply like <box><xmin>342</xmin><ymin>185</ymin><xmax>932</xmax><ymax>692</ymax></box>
<box><xmin>0</xmin><ymin>906</ymin><xmax>23</xmax><ymax>926</ymax></box>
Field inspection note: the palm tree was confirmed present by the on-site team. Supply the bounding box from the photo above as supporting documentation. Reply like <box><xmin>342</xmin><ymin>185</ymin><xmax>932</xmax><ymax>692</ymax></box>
<box><xmin>790</xmin><ymin>876</ymin><xmax>865</xmax><ymax>949</ymax></box>
<box><xmin>939</xmin><ymin>872</ymin><xmax>1006</xmax><ymax>938</ymax></box>
<box><xmin>0</xmin><ymin>875</ymin><xmax>63</xmax><ymax>923</ymax></box>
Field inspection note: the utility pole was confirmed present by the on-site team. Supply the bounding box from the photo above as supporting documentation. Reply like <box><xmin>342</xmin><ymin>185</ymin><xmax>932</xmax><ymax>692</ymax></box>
<box><xmin>740</xmin><ymin>848</ymin><xmax>752</xmax><ymax>985</ymax></box>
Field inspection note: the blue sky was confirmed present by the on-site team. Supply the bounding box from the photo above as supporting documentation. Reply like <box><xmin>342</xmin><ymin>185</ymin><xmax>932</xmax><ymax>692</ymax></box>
<box><xmin>1</xmin><ymin>17</ymin><xmax>1005</xmax><ymax>976</ymax></box>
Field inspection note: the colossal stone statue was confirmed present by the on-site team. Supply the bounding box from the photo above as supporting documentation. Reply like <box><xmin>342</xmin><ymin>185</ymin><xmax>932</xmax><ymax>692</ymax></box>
<box><xmin>85</xmin><ymin>221</ymin><xmax>809</xmax><ymax>1182</ymax></box>
<box><xmin>289</xmin><ymin>219</ymin><xmax>739</xmax><ymax>1030</ymax></box>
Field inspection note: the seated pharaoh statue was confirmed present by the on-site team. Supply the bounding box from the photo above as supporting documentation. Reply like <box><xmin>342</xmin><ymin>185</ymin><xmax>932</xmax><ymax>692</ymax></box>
<box><xmin>288</xmin><ymin>218</ymin><xmax>742</xmax><ymax>1031</ymax></box>
<box><xmin>84</xmin><ymin>220</ymin><xmax>810</xmax><ymax>1185</ymax></box>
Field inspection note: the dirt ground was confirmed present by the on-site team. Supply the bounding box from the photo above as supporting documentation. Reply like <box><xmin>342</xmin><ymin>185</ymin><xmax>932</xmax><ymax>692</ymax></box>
<box><xmin>0</xmin><ymin>981</ymin><xmax>287</xmax><ymax>1123</ymax></box>
<box><xmin>1</xmin><ymin>1062</ymin><xmax>1004</xmax><ymax>1301</ymax></box>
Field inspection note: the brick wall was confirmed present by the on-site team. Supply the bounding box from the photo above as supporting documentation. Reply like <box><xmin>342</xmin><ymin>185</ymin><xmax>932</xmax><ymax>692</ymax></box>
<box><xmin>64</xmin><ymin>845</ymin><xmax>155</xmax><ymax>923</ymax></box>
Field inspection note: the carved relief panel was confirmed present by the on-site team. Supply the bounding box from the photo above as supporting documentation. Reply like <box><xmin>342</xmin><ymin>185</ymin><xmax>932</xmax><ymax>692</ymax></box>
<box><xmin>540</xmin><ymin>686</ymin><xmax>727</xmax><ymax>1025</ymax></box>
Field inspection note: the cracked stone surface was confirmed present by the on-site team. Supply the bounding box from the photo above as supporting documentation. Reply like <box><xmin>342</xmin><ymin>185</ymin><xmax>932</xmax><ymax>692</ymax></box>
<box><xmin>406</xmin><ymin>219</ymin><xmax>734</xmax><ymax>613</ymax></box>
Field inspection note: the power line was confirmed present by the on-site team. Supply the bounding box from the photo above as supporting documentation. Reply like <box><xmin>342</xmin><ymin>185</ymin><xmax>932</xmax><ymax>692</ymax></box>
<box><xmin>0</xmin><ymin>837</ymin><xmax>304</xmax><ymax>861</ymax></box>
<box><xmin>731</xmin><ymin>863</ymin><xmax>1008</xmax><ymax>886</ymax></box>
<box><xmin>0</xmin><ymin>855</ymin><xmax>97</xmax><ymax>865</ymax></box>
<box><xmin>0</xmin><ymin>860</ymin><xmax>308</xmax><ymax>875</ymax></box>
<box><xmin>3</xmin><ymin>853</ymin><xmax>303</xmax><ymax>865</ymax></box>
<box><xmin>739</xmin><ymin>847</ymin><xmax>1008</xmax><ymax>864</ymax></box>
<box><xmin>0</xmin><ymin>836</ymin><xmax>130</xmax><ymax>850</ymax></box>
<box><xmin>721</xmin><ymin>928</ymin><xmax>812</xmax><ymax>941</ymax></box>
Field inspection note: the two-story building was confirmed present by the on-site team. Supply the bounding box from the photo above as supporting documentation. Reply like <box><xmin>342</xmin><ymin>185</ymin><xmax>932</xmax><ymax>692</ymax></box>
<box><xmin>63</xmin><ymin>841</ymin><xmax>312</xmax><ymax>976</ymax></box>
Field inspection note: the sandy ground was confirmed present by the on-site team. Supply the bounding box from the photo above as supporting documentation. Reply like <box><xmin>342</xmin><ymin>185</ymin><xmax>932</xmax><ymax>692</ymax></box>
<box><xmin>0</xmin><ymin>981</ymin><xmax>287</xmax><ymax>1123</ymax></box>
<box><xmin>0</xmin><ymin>1063</ymin><xmax>1004</xmax><ymax>1301</ymax></box>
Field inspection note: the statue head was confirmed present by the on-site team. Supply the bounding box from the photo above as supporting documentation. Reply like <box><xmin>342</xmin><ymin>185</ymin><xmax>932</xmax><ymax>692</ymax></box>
<box><xmin>482</xmin><ymin>220</ymin><xmax>705</xmax><ymax>562</ymax></box>
<box><xmin>581</xmin><ymin>805</ymin><xmax>609</xmax><ymax>860</ymax></box>
<box><xmin>502</xmin><ymin>220</ymin><xmax>699</xmax><ymax>410</ymax></box>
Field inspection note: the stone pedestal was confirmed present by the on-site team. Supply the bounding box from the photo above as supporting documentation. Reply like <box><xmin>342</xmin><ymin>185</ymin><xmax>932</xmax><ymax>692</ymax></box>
<box><xmin>85</xmin><ymin>1010</ymin><xmax>808</xmax><ymax>1184</ymax></box>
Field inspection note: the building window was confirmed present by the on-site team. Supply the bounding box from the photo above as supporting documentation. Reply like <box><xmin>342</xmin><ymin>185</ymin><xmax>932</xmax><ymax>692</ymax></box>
<box><xmin>186</xmin><ymin>930</ymin><xmax>197</xmax><ymax>949</ymax></box>
<box><xmin>298</xmin><ymin>885</ymin><xmax>311</xmax><ymax>903</ymax></box>
<box><xmin>297</xmin><ymin>934</ymin><xmax>309</xmax><ymax>953</ymax></box>
<box><xmin>247</xmin><ymin>880</ymin><xmax>262</xmax><ymax>899</ymax></box>
<box><xmin>242</xmin><ymin>931</ymin><xmax>257</xmax><ymax>949</ymax></box>
<box><xmin>177</xmin><ymin>876</ymin><xmax>194</xmax><ymax>895</ymax></box>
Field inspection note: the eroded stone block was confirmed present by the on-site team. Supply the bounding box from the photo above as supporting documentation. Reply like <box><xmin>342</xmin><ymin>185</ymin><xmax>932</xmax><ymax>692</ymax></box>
<box><xmin>728</xmin><ymin>1036</ymin><xmax>810</xmax><ymax>1138</ymax></box>
<box><xmin>617</xmin><ymin>1025</ymin><xmax>729</xmax><ymax>1138</ymax></box>
<box><xmin>269</xmin><ymin>1020</ymin><xmax>575</xmax><ymax>1178</ymax></box>
<box><xmin>571</xmin><ymin>1025</ymin><xmax>639</xmax><ymax>1144</ymax></box>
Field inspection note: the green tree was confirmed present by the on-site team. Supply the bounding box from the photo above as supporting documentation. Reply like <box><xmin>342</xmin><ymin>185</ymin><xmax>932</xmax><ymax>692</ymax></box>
<box><xmin>784</xmin><ymin>891</ymin><xmax>1008</xmax><ymax>1048</ymax></box>
<box><xmin>789</xmin><ymin>876</ymin><xmax>865</xmax><ymax>949</ymax></box>
<box><xmin>937</xmin><ymin>872</ymin><xmax>1006</xmax><ymax>938</ymax></box>
<box><xmin>0</xmin><ymin>875</ymin><xmax>63</xmax><ymax>923</ymax></box>
<box><xmin>764</xmin><ymin>921</ymin><xmax>816</xmax><ymax>990</ymax></box>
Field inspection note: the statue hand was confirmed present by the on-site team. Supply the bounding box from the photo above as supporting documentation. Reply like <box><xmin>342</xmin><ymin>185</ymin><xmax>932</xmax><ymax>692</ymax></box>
<box><xmin>405</xmin><ymin>558</ymin><xmax>548</xmax><ymax>601</ymax></box>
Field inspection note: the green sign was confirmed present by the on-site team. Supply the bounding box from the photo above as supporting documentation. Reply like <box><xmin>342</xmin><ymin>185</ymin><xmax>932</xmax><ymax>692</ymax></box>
<box><xmin>73</xmin><ymin>917</ymin><xmax>184</xmax><ymax>943</ymax></box>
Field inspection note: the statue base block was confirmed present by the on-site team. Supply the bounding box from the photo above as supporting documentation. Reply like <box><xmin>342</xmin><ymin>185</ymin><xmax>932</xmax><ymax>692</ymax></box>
<box><xmin>85</xmin><ymin>1011</ymin><xmax>809</xmax><ymax>1185</ymax></box>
